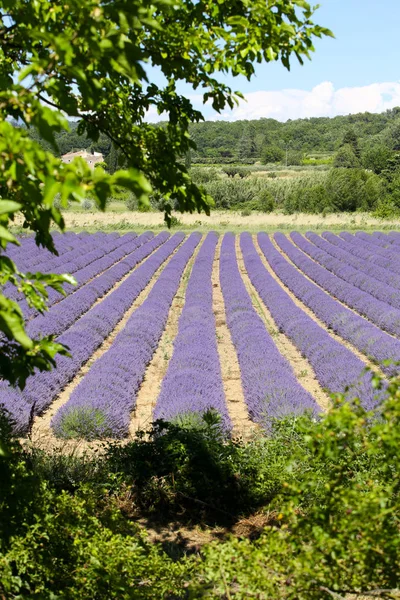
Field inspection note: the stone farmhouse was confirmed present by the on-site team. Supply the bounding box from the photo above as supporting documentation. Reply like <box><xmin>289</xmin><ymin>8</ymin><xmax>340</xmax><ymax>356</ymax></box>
<box><xmin>61</xmin><ymin>149</ymin><xmax>104</xmax><ymax>167</ymax></box>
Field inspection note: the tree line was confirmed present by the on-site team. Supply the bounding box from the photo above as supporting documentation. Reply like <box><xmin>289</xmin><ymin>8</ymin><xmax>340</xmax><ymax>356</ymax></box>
<box><xmin>28</xmin><ymin>107</ymin><xmax>400</xmax><ymax>167</ymax></box>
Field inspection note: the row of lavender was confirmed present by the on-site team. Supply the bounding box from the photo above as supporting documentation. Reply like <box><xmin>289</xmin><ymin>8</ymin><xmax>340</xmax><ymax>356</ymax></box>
<box><xmin>27</xmin><ymin>233</ymin><xmax>164</xmax><ymax>338</ymax></box>
<box><xmin>289</xmin><ymin>233</ymin><xmax>400</xmax><ymax>333</ymax></box>
<box><xmin>307</xmin><ymin>232</ymin><xmax>400</xmax><ymax>292</ymax></box>
<box><xmin>0</xmin><ymin>233</ymin><xmax>183</xmax><ymax>433</ymax></box>
<box><xmin>282</xmin><ymin>233</ymin><xmax>400</xmax><ymax>338</ymax></box>
<box><xmin>5</xmin><ymin>233</ymin><xmax>137</xmax><ymax>310</ymax></box>
<box><xmin>272</xmin><ymin>234</ymin><xmax>400</xmax><ymax>377</ymax></box>
<box><xmin>1</xmin><ymin>230</ymin><xmax>394</xmax><ymax>439</ymax></box>
<box><xmin>53</xmin><ymin>233</ymin><xmax>201</xmax><ymax>438</ymax></box>
<box><xmin>8</xmin><ymin>232</ymin><xmax>92</xmax><ymax>270</ymax></box>
<box><xmin>244</xmin><ymin>234</ymin><xmax>382</xmax><ymax>411</ymax></box>
<box><xmin>154</xmin><ymin>233</ymin><xmax>230</xmax><ymax>428</ymax></box>
<box><xmin>220</xmin><ymin>234</ymin><xmax>318</xmax><ymax>424</ymax></box>
<box><xmin>20</xmin><ymin>233</ymin><xmax>143</xmax><ymax>320</ymax></box>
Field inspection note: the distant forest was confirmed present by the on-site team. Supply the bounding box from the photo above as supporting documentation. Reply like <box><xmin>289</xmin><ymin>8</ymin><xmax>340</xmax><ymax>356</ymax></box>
<box><xmin>27</xmin><ymin>109</ymin><xmax>400</xmax><ymax>217</ymax></box>
<box><xmin>29</xmin><ymin>108</ymin><xmax>400</xmax><ymax>166</ymax></box>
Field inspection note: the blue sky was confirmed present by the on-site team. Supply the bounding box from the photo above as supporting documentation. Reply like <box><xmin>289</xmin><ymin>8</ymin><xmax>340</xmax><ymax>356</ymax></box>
<box><xmin>222</xmin><ymin>0</ymin><xmax>400</xmax><ymax>92</ymax></box>
<box><xmin>147</xmin><ymin>0</ymin><xmax>400</xmax><ymax>122</ymax></box>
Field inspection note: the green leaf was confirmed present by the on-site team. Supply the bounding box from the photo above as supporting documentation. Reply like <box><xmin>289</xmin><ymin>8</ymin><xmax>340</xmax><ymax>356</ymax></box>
<box><xmin>0</xmin><ymin>225</ymin><xmax>19</xmax><ymax>245</ymax></box>
<box><xmin>0</xmin><ymin>201</ymin><xmax>22</xmax><ymax>215</ymax></box>
<box><xmin>0</xmin><ymin>301</ymin><xmax>33</xmax><ymax>349</ymax></box>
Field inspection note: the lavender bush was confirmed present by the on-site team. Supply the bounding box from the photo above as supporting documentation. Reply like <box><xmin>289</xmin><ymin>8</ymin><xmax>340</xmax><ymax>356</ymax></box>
<box><xmin>154</xmin><ymin>233</ymin><xmax>230</xmax><ymax>429</ymax></box>
<box><xmin>27</xmin><ymin>233</ymin><xmax>167</xmax><ymax>338</ymax></box>
<box><xmin>323</xmin><ymin>232</ymin><xmax>400</xmax><ymax>277</ymax></box>
<box><xmin>289</xmin><ymin>232</ymin><xmax>400</xmax><ymax>337</ymax></box>
<box><xmin>5</xmin><ymin>232</ymin><xmax>123</xmax><ymax>304</ymax></box>
<box><xmin>221</xmin><ymin>233</ymin><xmax>318</xmax><ymax>427</ymax></box>
<box><xmin>320</xmin><ymin>232</ymin><xmax>400</xmax><ymax>289</ymax></box>
<box><xmin>305</xmin><ymin>232</ymin><xmax>400</xmax><ymax>304</ymax></box>
<box><xmin>339</xmin><ymin>232</ymin><xmax>400</xmax><ymax>274</ymax></box>
<box><xmin>0</xmin><ymin>233</ymin><xmax>185</xmax><ymax>434</ymax></box>
<box><xmin>267</xmin><ymin>233</ymin><xmax>400</xmax><ymax>378</ymax></box>
<box><xmin>52</xmin><ymin>233</ymin><xmax>201</xmax><ymax>439</ymax></box>
<box><xmin>250</xmin><ymin>233</ymin><xmax>382</xmax><ymax>410</ymax></box>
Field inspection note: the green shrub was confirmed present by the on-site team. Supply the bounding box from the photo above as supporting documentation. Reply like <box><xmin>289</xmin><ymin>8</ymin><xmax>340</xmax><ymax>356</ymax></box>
<box><xmin>54</xmin><ymin>407</ymin><xmax>113</xmax><ymax>440</ymax></box>
<box><xmin>0</xmin><ymin>408</ymin><xmax>185</xmax><ymax>599</ymax></box>
<box><xmin>239</xmin><ymin>190</ymin><xmax>275</xmax><ymax>213</ymax></box>
<box><xmin>372</xmin><ymin>196</ymin><xmax>400</xmax><ymax>218</ymax></box>
<box><xmin>103</xmin><ymin>415</ymin><xmax>293</xmax><ymax>519</ymax></box>
<box><xmin>190</xmin><ymin>166</ymin><xmax>222</xmax><ymax>184</ymax></box>
<box><xmin>333</xmin><ymin>143</ymin><xmax>361</xmax><ymax>168</ymax></box>
<box><xmin>362</xmin><ymin>145</ymin><xmax>391</xmax><ymax>174</ymax></box>
<box><xmin>1</xmin><ymin>488</ymin><xmax>186</xmax><ymax>599</ymax></box>
<box><xmin>257</xmin><ymin>189</ymin><xmax>275</xmax><ymax>212</ymax></box>
<box><xmin>262</xmin><ymin>145</ymin><xmax>284</xmax><ymax>164</ymax></box>
<box><xmin>204</xmin><ymin>178</ymin><xmax>259</xmax><ymax>208</ymax></box>
<box><xmin>126</xmin><ymin>195</ymin><xmax>137</xmax><ymax>210</ymax></box>
<box><xmin>189</xmin><ymin>387</ymin><xmax>400</xmax><ymax>598</ymax></box>
<box><xmin>286</xmin><ymin>150</ymin><xmax>303</xmax><ymax>166</ymax></box>
<box><xmin>222</xmin><ymin>166</ymin><xmax>248</xmax><ymax>178</ymax></box>
<box><xmin>326</xmin><ymin>168</ymin><xmax>382</xmax><ymax>211</ymax></box>
<box><xmin>284</xmin><ymin>184</ymin><xmax>331</xmax><ymax>214</ymax></box>
<box><xmin>169</xmin><ymin>215</ymin><xmax>183</xmax><ymax>227</ymax></box>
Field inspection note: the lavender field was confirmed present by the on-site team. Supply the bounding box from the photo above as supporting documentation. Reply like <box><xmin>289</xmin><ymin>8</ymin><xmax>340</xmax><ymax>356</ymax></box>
<box><xmin>1</xmin><ymin>229</ymin><xmax>399</xmax><ymax>441</ymax></box>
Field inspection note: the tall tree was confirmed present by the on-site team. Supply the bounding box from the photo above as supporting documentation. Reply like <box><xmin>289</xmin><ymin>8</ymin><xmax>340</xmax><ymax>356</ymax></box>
<box><xmin>333</xmin><ymin>144</ymin><xmax>361</xmax><ymax>169</ymax></box>
<box><xmin>0</xmin><ymin>0</ymin><xmax>332</xmax><ymax>388</ymax></box>
<box><xmin>341</xmin><ymin>129</ymin><xmax>361</xmax><ymax>159</ymax></box>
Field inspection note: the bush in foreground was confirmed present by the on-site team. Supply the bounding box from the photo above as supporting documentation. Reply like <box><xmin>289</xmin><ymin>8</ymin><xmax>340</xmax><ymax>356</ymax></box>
<box><xmin>1</xmin><ymin>377</ymin><xmax>399</xmax><ymax>598</ymax></box>
<box><xmin>189</xmin><ymin>386</ymin><xmax>400</xmax><ymax>598</ymax></box>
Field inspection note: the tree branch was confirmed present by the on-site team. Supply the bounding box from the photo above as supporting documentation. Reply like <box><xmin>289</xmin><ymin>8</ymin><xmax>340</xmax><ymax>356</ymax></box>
<box><xmin>37</xmin><ymin>92</ymin><xmax>132</xmax><ymax>163</ymax></box>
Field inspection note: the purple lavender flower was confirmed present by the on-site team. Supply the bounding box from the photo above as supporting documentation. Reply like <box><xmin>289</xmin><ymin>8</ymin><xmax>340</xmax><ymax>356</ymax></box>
<box><xmin>269</xmin><ymin>233</ymin><xmax>400</xmax><ymax>379</ymax></box>
<box><xmin>304</xmin><ymin>231</ymin><xmax>400</xmax><ymax>306</ymax></box>
<box><xmin>0</xmin><ymin>233</ymin><xmax>185</xmax><ymax>434</ymax></box>
<box><xmin>221</xmin><ymin>233</ymin><xmax>318</xmax><ymax>427</ymax></box>
<box><xmin>52</xmin><ymin>233</ymin><xmax>201</xmax><ymax>439</ymax></box>
<box><xmin>289</xmin><ymin>232</ymin><xmax>400</xmax><ymax>337</ymax></box>
<box><xmin>254</xmin><ymin>233</ymin><xmax>383</xmax><ymax>410</ymax></box>
<box><xmin>154</xmin><ymin>233</ymin><xmax>231</xmax><ymax>429</ymax></box>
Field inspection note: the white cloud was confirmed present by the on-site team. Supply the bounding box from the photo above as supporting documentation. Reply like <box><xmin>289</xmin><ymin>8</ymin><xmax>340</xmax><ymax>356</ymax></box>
<box><xmin>182</xmin><ymin>81</ymin><xmax>400</xmax><ymax>122</ymax></box>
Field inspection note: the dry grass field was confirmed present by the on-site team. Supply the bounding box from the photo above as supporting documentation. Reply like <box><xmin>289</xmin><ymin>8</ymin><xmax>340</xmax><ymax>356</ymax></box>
<box><xmin>62</xmin><ymin>209</ymin><xmax>400</xmax><ymax>232</ymax></box>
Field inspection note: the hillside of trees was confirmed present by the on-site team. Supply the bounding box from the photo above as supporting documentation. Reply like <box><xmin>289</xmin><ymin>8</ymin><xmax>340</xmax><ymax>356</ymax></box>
<box><xmin>189</xmin><ymin>108</ymin><xmax>400</xmax><ymax>162</ymax></box>
<box><xmin>26</xmin><ymin>109</ymin><xmax>400</xmax><ymax>217</ymax></box>
<box><xmin>29</xmin><ymin>108</ymin><xmax>400</xmax><ymax>166</ymax></box>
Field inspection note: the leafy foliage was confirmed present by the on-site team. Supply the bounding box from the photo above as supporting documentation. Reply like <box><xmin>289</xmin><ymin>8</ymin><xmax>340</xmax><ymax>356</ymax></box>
<box><xmin>333</xmin><ymin>143</ymin><xmax>361</xmax><ymax>168</ymax></box>
<box><xmin>363</xmin><ymin>144</ymin><xmax>392</xmax><ymax>174</ymax></box>
<box><xmin>0</xmin><ymin>0</ymin><xmax>332</xmax><ymax>387</ymax></box>
<box><xmin>326</xmin><ymin>168</ymin><xmax>383</xmax><ymax>212</ymax></box>
<box><xmin>263</xmin><ymin>145</ymin><xmax>285</xmax><ymax>164</ymax></box>
<box><xmin>1</xmin><ymin>377</ymin><xmax>400</xmax><ymax>598</ymax></box>
<box><xmin>189</xmin><ymin>385</ymin><xmax>400</xmax><ymax>599</ymax></box>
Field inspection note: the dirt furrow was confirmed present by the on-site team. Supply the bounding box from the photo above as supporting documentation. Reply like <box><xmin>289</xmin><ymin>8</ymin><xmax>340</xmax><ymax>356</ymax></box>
<box><xmin>258</xmin><ymin>235</ymin><xmax>385</xmax><ymax>379</ymax></box>
<box><xmin>287</xmin><ymin>233</ymin><xmax>398</xmax><ymax>341</ymax></box>
<box><xmin>129</xmin><ymin>235</ymin><xmax>206</xmax><ymax>437</ymax></box>
<box><xmin>30</xmin><ymin>236</ymin><xmax>185</xmax><ymax>450</ymax></box>
<box><xmin>236</xmin><ymin>236</ymin><xmax>330</xmax><ymax>412</ymax></box>
<box><xmin>212</xmin><ymin>236</ymin><xmax>255</xmax><ymax>438</ymax></box>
